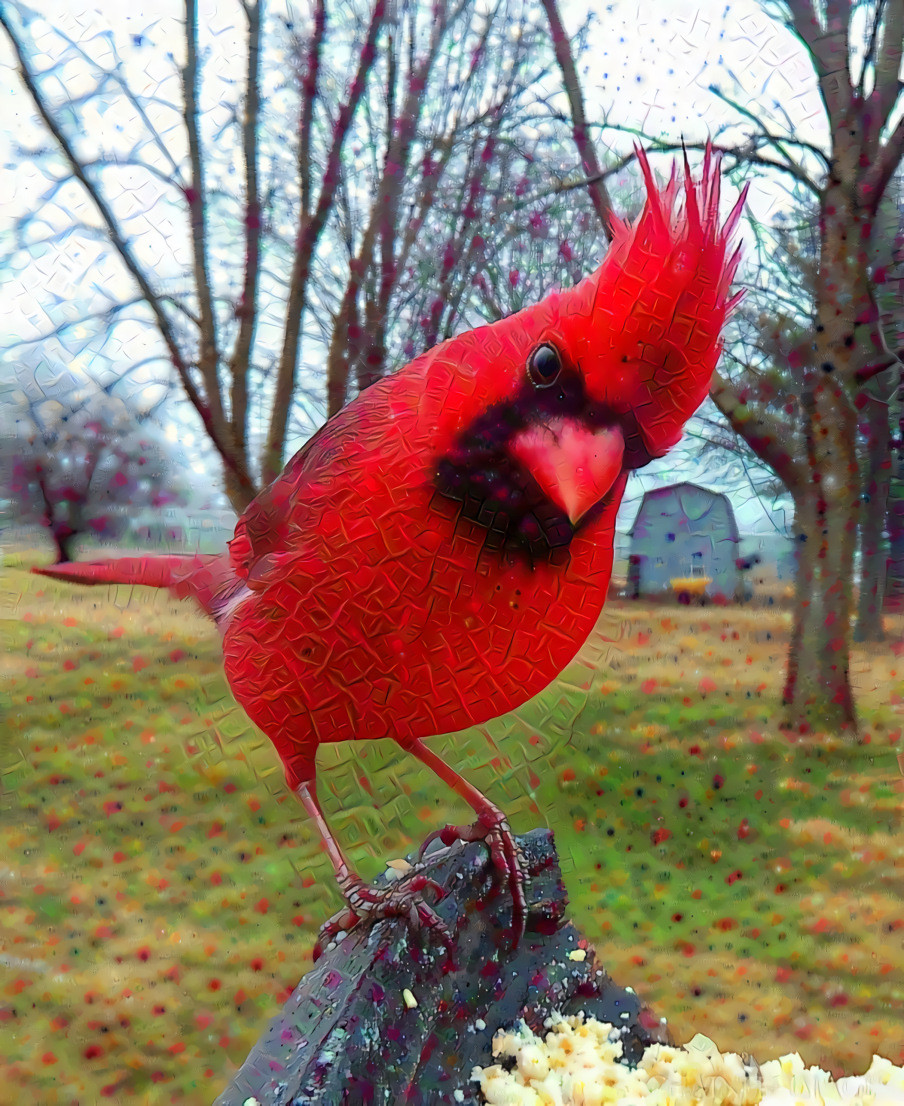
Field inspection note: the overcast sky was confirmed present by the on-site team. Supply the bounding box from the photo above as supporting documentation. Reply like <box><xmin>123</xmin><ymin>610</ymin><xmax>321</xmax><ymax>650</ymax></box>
<box><xmin>0</xmin><ymin>0</ymin><xmax>819</xmax><ymax>534</ymax></box>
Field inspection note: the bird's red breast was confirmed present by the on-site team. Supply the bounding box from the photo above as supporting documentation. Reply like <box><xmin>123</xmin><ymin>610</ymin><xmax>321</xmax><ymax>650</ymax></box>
<box><xmin>223</xmin><ymin>147</ymin><xmax>746</xmax><ymax>790</ymax></box>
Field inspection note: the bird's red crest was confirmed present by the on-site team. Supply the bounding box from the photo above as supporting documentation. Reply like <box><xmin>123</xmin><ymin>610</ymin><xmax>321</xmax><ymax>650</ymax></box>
<box><xmin>582</xmin><ymin>143</ymin><xmax>748</xmax><ymax>457</ymax></box>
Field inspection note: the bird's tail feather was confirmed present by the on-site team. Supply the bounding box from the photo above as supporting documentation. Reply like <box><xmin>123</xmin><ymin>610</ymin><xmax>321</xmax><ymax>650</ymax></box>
<box><xmin>32</xmin><ymin>555</ymin><xmax>243</xmax><ymax>622</ymax></box>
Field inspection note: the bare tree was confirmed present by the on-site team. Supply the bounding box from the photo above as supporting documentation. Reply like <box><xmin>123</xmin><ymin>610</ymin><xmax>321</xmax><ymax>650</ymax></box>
<box><xmin>712</xmin><ymin>0</ymin><xmax>904</xmax><ymax>729</ymax></box>
<box><xmin>538</xmin><ymin>0</ymin><xmax>613</xmax><ymax>239</ymax></box>
<box><xmin>1</xmin><ymin>364</ymin><xmax>187</xmax><ymax>563</ymax></box>
<box><xmin>543</xmin><ymin>0</ymin><xmax>904</xmax><ymax>733</ymax></box>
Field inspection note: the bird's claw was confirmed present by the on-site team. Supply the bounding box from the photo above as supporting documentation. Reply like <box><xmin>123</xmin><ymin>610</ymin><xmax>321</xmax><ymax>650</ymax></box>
<box><xmin>312</xmin><ymin>872</ymin><xmax>453</xmax><ymax>963</ymax></box>
<box><xmin>418</xmin><ymin>814</ymin><xmax>527</xmax><ymax>947</ymax></box>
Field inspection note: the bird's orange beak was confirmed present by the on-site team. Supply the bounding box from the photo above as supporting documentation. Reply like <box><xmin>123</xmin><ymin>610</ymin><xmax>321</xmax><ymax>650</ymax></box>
<box><xmin>509</xmin><ymin>420</ymin><xmax>625</xmax><ymax>525</ymax></box>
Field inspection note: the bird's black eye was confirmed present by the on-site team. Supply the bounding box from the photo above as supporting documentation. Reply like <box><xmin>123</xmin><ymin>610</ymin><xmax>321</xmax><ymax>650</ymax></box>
<box><xmin>528</xmin><ymin>343</ymin><xmax>561</xmax><ymax>387</ymax></box>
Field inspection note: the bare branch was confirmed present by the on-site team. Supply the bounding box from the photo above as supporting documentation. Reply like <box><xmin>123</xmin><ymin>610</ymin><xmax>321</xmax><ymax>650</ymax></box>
<box><xmin>182</xmin><ymin>0</ymin><xmax>223</xmax><ymax>422</ymax></box>
<box><xmin>874</xmin><ymin>0</ymin><xmax>903</xmax><ymax>126</ymax></box>
<box><xmin>0</xmin><ymin>16</ymin><xmax>189</xmax><ymax>387</ymax></box>
<box><xmin>709</xmin><ymin>368</ymin><xmax>808</xmax><ymax>492</ymax></box>
<box><xmin>0</xmin><ymin>8</ymin><xmax>257</xmax><ymax>504</ymax></box>
<box><xmin>858</xmin><ymin>0</ymin><xmax>886</xmax><ymax>97</ymax></box>
<box><xmin>539</xmin><ymin>0</ymin><xmax>614</xmax><ymax>239</ymax></box>
<box><xmin>53</xmin><ymin>24</ymin><xmax>185</xmax><ymax>184</ymax></box>
<box><xmin>298</xmin><ymin>0</ymin><xmax>327</xmax><ymax>221</ymax></box>
<box><xmin>395</xmin><ymin>135</ymin><xmax>455</xmax><ymax>277</ymax></box>
<box><xmin>264</xmin><ymin>0</ymin><xmax>387</xmax><ymax>484</ymax></box>
<box><xmin>82</xmin><ymin>156</ymin><xmax>185</xmax><ymax>192</ymax></box>
<box><xmin>861</xmin><ymin>113</ymin><xmax>904</xmax><ymax>214</ymax></box>
<box><xmin>785</xmin><ymin>0</ymin><xmax>852</xmax><ymax>125</ymax></box>
<box><xmin>707</xmin><ymin>83</ymin><xmax>827</xmax><ymax>181</ymax></box>
<box><xmin>227</xmin><ymin>0</ymin><xmax>263</xmax><ymax>450</ymax></box>
<box><xmin>361</xmin><ymin>0</ymin><xmax>464</xmax><ymax>392</ymax></box>
<box><xmin>596</xmin><ymin>121</ymin><xmax>822</xmax><ymax>196</ymax></box>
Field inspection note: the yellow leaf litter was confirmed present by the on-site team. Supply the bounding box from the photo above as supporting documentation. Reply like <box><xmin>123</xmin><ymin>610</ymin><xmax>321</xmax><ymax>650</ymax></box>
<box><xmin>474</xmin><ymin>1015</ymin><xmax>904</xmax><ymax>1105</ymax></box>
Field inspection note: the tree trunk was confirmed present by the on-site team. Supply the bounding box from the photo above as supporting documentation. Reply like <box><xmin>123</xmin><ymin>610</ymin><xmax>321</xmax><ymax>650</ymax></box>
<box><xmin>53</xmin><ymin>529</ymin><xmax>76</xmax><ymax>564</ymax></box>
<box><xmin>779</xmin><ymin>163</ymin><xmax>879</xmax><ymax>733</ymax></box>
<box><xmin>223</xmin><ymin>467</ymin><xmax>257</xmax><ymax>515</ymax></box>
<box><xmin>854</xmin><ymin>372</ymin><xmax>891</xmax><ymax>641</ymax></box>
<box><xmin>783</xmin><ymin>491</ymin><xmax>813</xmax><ymax>720</ymax></box>
<box><xmin>885</xmin><ymin>380</ymin><xmax>904</xmax><ymax>612</ymax></box>
<box><xmin>783</xmin><ymin>382</ymin><xmax>859</xmax><ymax>733</ymax></box>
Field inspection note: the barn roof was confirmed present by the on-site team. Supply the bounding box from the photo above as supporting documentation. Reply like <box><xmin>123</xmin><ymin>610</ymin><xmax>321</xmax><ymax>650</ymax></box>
<box><xmin>628</xmin><ymin>482</ymin><xmax>739</xmax><ymax>540</ymax></box>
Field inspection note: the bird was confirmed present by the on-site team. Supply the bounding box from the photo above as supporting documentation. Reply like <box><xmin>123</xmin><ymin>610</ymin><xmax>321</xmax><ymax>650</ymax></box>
<box><xmin>34</xmin><ymin>147</ymin><xmax>746</xmax><ymax>950</ymax></box>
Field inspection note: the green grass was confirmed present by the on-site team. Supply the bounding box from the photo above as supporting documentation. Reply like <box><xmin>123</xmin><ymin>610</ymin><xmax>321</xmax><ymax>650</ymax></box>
<box><xmin>1</xmin><ymin>559</ymin><xmax>903</xmax><ymax>1102</ymax></box>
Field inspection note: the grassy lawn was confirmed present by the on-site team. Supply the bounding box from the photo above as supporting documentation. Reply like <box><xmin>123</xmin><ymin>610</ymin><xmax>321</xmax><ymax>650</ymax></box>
<box><xmin>1</xmin><ymin>551</ymin><xmax>903</xmax><ymax>1103</ymax></box>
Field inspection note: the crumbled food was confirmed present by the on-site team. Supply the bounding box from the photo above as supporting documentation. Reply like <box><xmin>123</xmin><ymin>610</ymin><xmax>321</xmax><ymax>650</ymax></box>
<box><xmin>474</xmin><ymin>1015</ymin><xmax>904</xmax><ymax>1105</ymax></box>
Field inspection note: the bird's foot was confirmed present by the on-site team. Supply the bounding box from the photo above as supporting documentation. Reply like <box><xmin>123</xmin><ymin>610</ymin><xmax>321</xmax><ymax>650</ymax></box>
<box><xmin>418</xmin><ymin>812</ymin><xmax>527</xmax><ymax>946</ymax></box>
<box><xmin>313</xmin><ymin>872</ymin><xmax>453</xmax><ymax>963</ymax></box>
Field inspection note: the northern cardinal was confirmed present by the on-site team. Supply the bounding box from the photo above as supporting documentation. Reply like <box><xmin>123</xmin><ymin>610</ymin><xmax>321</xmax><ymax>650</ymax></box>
<box><xmin>34</xmin><ymin>148</ymin><xmax>745</xmax><ymax>948</ymax></box>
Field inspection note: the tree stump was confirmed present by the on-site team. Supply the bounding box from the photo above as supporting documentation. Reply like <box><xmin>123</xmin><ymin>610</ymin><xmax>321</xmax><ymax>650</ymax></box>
<box><xmin>215</xmin><ymin>828</ymin><xmax>667</xmax><ymax>1105</ymax></box>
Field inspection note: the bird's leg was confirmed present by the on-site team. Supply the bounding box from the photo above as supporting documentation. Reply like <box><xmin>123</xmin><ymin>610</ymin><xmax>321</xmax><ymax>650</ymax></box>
<box><xmin>294</xmin><ymin>780</ymin><xmax>450</xmax><ymax>960</ymax></box>
<box><xmin>405</xmin><ymin>738</ymin><xmax>527</xmax><ymax>945</ymax></box>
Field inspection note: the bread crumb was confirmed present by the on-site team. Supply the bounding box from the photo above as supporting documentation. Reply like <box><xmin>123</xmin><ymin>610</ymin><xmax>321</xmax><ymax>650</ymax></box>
<box><xmin>474</xmin><ymin>1015</ymin><xmax>904</xmax><ymax>1105</ymax></box>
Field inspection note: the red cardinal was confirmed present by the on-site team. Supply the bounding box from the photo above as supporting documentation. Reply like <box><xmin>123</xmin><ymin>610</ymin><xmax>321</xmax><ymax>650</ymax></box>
<box><xmin>35</xmin><ymin>149</ymin><xmax>745</xmax><ymax>946</ymax></box>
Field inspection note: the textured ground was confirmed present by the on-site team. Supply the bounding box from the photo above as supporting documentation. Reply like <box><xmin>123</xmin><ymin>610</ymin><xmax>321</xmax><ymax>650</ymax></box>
<box><xmin>1</xmin><ymin>552</ymin><xmax>902</xmax><ymax>1103</ymax></box>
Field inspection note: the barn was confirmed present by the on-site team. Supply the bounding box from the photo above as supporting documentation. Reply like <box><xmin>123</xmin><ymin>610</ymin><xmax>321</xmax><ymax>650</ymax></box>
<box><xmin>627</xmin><ymin>483</ymin><xmax>742</xmax><ymax>601</ymax></box>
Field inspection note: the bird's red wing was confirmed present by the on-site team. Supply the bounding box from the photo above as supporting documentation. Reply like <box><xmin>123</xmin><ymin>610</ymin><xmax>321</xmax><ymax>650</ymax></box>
<box><xmin>228</xmin><ymin>412</ymin><xmax>347</xmax><ymax>588</ymax></box>
<box><xmin>228</xmin><ymin>384</ymin><xmax>404</xmax><ymax>590</ymax></box>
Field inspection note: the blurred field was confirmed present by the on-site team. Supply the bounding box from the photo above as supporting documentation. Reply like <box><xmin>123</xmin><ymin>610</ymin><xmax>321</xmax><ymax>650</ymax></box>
<box><xmin>1</xmin><ymin>549</ymin><xmax>903</xmax><ymax>1103</ymax></box>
